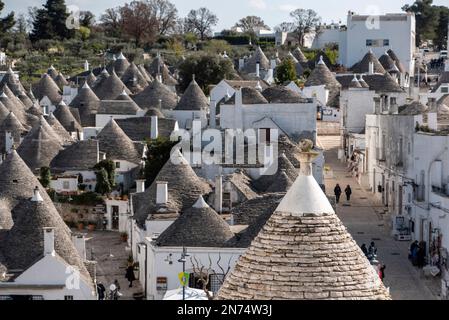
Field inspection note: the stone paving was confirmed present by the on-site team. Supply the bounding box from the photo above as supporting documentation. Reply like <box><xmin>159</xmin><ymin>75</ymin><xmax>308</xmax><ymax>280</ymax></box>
<box><xmin>83</xmin><ymin>230</ymin><xmax>144</xmax><ymax>300</ymax></box>
<box><xmin>318</xmin><ymin>135</ymin><xmax>441</xmax><ymax>300</ymax></box>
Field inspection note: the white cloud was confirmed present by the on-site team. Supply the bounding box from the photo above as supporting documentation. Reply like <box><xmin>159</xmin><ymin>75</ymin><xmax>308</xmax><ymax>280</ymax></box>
<box><xmin>249</xmin><ymin>0</ymin><xmax>267</xmax><ymax>10</ymax></box>
<box><xmin>279</xmin><ymin>4</ymin><xmax>297</xmax><ymax>12</ymax></box>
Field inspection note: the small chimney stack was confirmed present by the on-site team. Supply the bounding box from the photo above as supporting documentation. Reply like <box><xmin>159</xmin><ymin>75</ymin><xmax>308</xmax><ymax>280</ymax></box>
<box><xmin>84</xmin><ymin>60</ymin><xmax>89</xmax><ymax>72</ymax></box>
<box><xmin>239</xmin><ymin>58</ymin><xmax>245</xmax><ymax>71</ymax></box>
<box><xmin>151</xmin><ymin>116</ymin><xmax>159</xmax><ymax>140</ymax></box>
<box><xmin>156</xmin><ymin>181</ymin><xmax>168</xmax><ymax>205</ymax></box>
<box><xmin>136</xmin><ymin>179</ymin><xmax>146</xmax><ymax>193</ymax></box>
<box><xmin>31</xmin><ymin>186</ymin><xmax>44</xmax><ymax>202</ymax></box>
<box><xmin>214</xmin><ymin>175</ymin><xmax>223</xmax><ymax>213</ymax></box>
<box><xmin>256</xmin><ymin>62</ymin><xmax>260</xmax><ymax>78</ymax></box>
<box><xmin>270</xmin><ymin>59</ymin><xmax>276</xmax><ymax>69</ymax></box>
<box><xmin>43</xmin><ymin>227</ymin><xmax>56</xmax><ymax>256</ymax></box>
<box><xmin>368</xmin><ymin>62</ymin><xmax>374</xmax><ymax>75</ymax></box>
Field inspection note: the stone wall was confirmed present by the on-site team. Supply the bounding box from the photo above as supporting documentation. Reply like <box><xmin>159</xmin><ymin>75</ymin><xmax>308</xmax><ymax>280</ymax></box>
<box><xmin>54</xmin><ymin>202</ymin><xmax>106</xmax><ymax>227</ymax></box>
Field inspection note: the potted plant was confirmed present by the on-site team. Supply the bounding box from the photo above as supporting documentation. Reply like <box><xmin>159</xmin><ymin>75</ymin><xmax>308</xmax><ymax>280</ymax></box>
<box><xmin>88</xmin><ymin>221</ymin><xmax>96</xmax><ymax>232</ymax></box>
<box><xmin>77</xmin><ymin>221</ymin><xmax>85</xmax><ymax>231</ymax></box>
<box><xmin>120</xmin><ymin>232</ymin><xmax>128</xmax><ymax>242</ymax></box>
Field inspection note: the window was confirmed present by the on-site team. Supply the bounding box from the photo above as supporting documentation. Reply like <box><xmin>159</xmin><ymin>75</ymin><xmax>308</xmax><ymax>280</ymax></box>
<box><xmin>390</xmin><ymin>97</ymin><xmax>397</xmax><ymax>106</ymax></box>
<box><xmin>366</xmin><ymin>39</ymin><xmax>373</xmax><ymax>47</ymax></box>
<box><xmin>442</xmin><ymin>87</ymin><xmax>449</xmax><ymax>93</ymax></box>
<box><xmin>223</xmin><ymin>192</ymin><xmax>232</xmax><ymax>209</ymax></box>
<box><xmin>63</xmin><ymin>181</ymin><xmax>70</xmax><ymax>190</ymax></box>
<box><xmin>64</xmin><ymin>296</ymin><xmax>74</xmax><ymax>301</ymax></box>
<box><xmin>115</xmin><ymin>162</ymin><xmax>121</xmax><ymax>169</ymax></box>
<box><xmin>383</xmin><ymin>39</ymin><xmax>390</xmax><ymax>46</ymax></box>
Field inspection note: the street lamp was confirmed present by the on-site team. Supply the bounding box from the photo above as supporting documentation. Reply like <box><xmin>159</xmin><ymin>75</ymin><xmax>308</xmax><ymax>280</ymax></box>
<box><xmin>178</xmin><ymin>247</ymin><xmax>190</xmax><ymax>301</ymax></box>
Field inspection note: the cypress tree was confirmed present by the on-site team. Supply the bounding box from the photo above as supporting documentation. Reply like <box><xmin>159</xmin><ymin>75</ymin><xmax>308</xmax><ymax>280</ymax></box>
<box><xmin>0</xmin><ymin>0</ymin><xmax>15</xmax><ymax>35</ymax></box>
<box><xmin>30</xmin><ymin>0</ymin><xmax>74</xmax><ymax>41</ymax></box>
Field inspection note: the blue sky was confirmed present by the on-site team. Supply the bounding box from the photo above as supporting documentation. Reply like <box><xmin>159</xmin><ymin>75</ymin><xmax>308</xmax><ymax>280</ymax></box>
<box><xmin>3</xmin><ymin>0</ymin><xmax>448</xmax><ymax>32</ymax></box>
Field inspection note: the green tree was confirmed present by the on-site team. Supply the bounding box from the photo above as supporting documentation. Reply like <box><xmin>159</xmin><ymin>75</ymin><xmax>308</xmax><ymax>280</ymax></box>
<box><xmin>434</xmin><ymin>6</ymin><xmax>449</xmax><ymax>50</ymax></box>
<box><xmin>178</xmin><ymin>53</ymin><xmax>235</xmax><ymax>93</ymax></box>
<box><xmin>276</xmin><ymin>57</ymin><xmax>297</xmax><ymax>84</ymax></box>
<box><xmin>144</xmin><ymin>137</ymin><xmax>177</xmax><ymax>186</ymax></box>
<box><xmin>78</xmin><ymin>26</ymin><xmax>91</xmax><ymax>41</ymax></box>
<box><xmin>30</xmin><ymin>0</ymin><xmax>73</xmax><ymax>41</ymax></box>
<box><xmin>185</xmin><ymin>7</ymin><xmax>218</xmax><ymax>41</ymax></box>
<box><xmin>402</xmin><ymin>0</ymin><xmax>440</xmax><ymax>45</ymax></box>
<box><xmin>203</xmin><ymin>39</ymin><xmax>231</xmax><ymax>55</ymax></box>
<box><xmin>0</xmin><ymin>0</ymin><xmax>15</xmax><ymax>36</ymax></box>
<box><xmin>39</xmin><ymin>167</ymin><xmax>52</xmax><ymax>188</ymax></box>
<box><xmin>94</xmin><ymin>160</ymin><xmax>116</xmax><ymax>189</ymax></box>
<box><xmin>95</xmin><ymin>168</ymin><xmax>112</xmax><ymax>195</ymax></box>
<box><xmin>234</xmin><ymin>16</ymin><xmax>269</xmax><ymax>42</ymax></box>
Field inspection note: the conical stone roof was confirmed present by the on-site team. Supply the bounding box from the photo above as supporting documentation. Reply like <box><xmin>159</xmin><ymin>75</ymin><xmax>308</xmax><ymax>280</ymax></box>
<box><xmin>132</xmin><ymin>79</ymin><xmax>178</xmax><ymax>110</ymax></box>
<box><xmin>97</xmin><ymin>119</ymin><xmax>141</xmax><ymax>164</ymax></box>
<box><xmin>155</xmin><ymin>196</ymin><xmax>234</xmax><ymax>247</ymax></box>
<box><xmin>265</xmin><ymin>170</ymin><xmax>294</xmax><ymax>193</ymax></box>
<box><xmin>0</xmin><ymin>90</ymin><xmax>29</xmax><ymax>129</ymax></box>
<box><xmin>92</xmin><ymin>68</ymin><xmax>110</xmax><ymax>88</ymax></box>
<box><xmin>33</xmin><ymin>74</ymin><xmax>62</xmax><ymax>104</ymax></box>
<box><xmin>387</xmin><ymin>49</ymin><xmax>406</xmax><ymax>74</ymax></box>
<box><xmin>46</xmin><ymin>113</ymin><xmax>75</xmax><ymax>144</ymax></box>
<box><xmin>0</xmin><ymin>151</ymin><xmax>91</xmax><ymax>280</ymax></box>
<box><xmin>138</xmin><ymin>64</ymin><xmax>154</xmax><ymax>82</ymax></box>
<box><xmin>107</xmin><ymin>52</ymin><xmax>130</xmax><ymax>77</ymax></box>
<box><xmin>121</xmin><ymin>62</ymin><xmax>149</xmax><ymax>93</ymax></box>
<box><xmin>27</xmin><ymin>102</ymin><xmax>43</xmax><ymax>117</ymax></box>
<box><xmin>0</xmin><ymin>67</ymin><xmax>26</xmax><ymax>96</ymax></box>
<box><xmin>379</xmin><ymin>53</ymin><xmax>398</xmax><ymax>73</ymax></box>
<box><xmin>305</xmin><ymin>56</ymin><xmax>341</xmax><ymax>108</ymax></box>
<box><xmin>0</xmin><ymin>101</ymin><xmax>10</xmax><ymax>124</ymax></box>
<box><xmin>53</xmin><ymin>103</ymin><xmax>82</xmax><ymax>132</ymax></box>
<box><xmin>94</xmin><ymin>70</ymin><xmax>131</xmax><ymax>100</ymax></box>
<box><xmin>17</xmin><ymin>91</ymin><xmax>34</xmax><ymax>109</ymax></box>
<box><xmin>217</xmin><ymin>147</ymin><xmax>391</xmax><ymax>300</ymax></box>
<box><xmin>351</xmin><ymin>51</ymin><xmax>386</xmax><ymax>74</ymax></box>
<box><xmin>175</xmin><ymin>78</ymin><xmax>209</xmax><ymax>111</ymax></box>
<box><xmin>17</xmin><ymin>117</ymin><xmax>64</xmax><ymax>171</ymax></box>
<box><xmin>47</xmin><ymin>65</ymin><xmax>58</xmax><ymax>79</ymax></box>
<box><xmin>54</xmin><ymin>73</ymin><xmax>69</xmax><ymax>88</ymax></box>
<box><xmin>69</xmin><ymin>82</ymin><xmax>100</xmax><ymax>127</ymax></box>
<box><xmin>243</xmin><ymin>46</ymin><xmax>270</xmax><ymax>73</ymax></box>
<box><xmin>253</xmin><ymin>153</ymin><xmax>298</xmax><ymax>192</ymax></box>
<box><xmin>292</xmin><ymin>47</ymin><xmax>308</xmax><ymax>65</ymax></box>
<box><xmin>349</xmin><ymin>75</ymin><xmax>362</xmax><ymax>88</ymax></box>
<box><xmin>81</xmin><ymin>71</ymin><xmax>97</xmax><ymax>87</ymax></box>
<box><xmin>132</xmin><ymin>150</ymin><xmax>212</xmax><ymax>226</ymax></box>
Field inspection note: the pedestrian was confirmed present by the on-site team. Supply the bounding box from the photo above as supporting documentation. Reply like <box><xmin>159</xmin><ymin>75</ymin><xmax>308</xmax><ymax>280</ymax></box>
<box><xmin>96</xmin><ymin>282</ymin><xmax>106</xmax><ymax>300</ymax></box>
<box><xmin>125</xmin><ymin>262</ymin><xmax>136</xmax><ymax>288</ymax></box>
<box><xmin>114</xmin><ymin>279</ymin><xmax>121</xmax><ymax>292</ymax></box>
<box><xmin>361</xmin><ymin>244</ymin><xmax>368</xmax><ymax>256</ymax></box>
<box><xmin>409</xmin><ymin>241</ymin><xmax>419</xmax><ymax>260</ymax></box>
<box><xmin>345</xmin><ymin>185</ymin><xmax>352</xmax><ymax>202</ymax></box>
<box><xmin>334</xmin><ymin>184</ymin><xmax>342</xmax><ymax>204</ymax></box>
<box><xmin>102</xmin><ymin>217</ymin><xmax>108</xmax><ymax>231</ymax></box>
<box><xmin>417</xmin><ymin>242</ymin><xmax>426</xmax><ymax>268</ymax></box>
<box><xmin>379</xmin><ymin>265</ymin><xmax>386</xmax><ymax>282</ymax></box>
<box><xmin>369</xmin><ymin>242</ymin><xmax>377</xmax><ymax>256</ymax></box>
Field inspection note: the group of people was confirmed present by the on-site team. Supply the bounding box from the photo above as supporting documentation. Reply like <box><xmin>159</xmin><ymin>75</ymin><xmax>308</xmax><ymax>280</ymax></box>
<box><xmin>96</xmin><ymin>280</ymin><xmax>122</xmax><ymax>300</ymax></box>
<box><xmin>409</xmin><ymin>240</ymin><xmax>427</xmax><ymax>268</ymax></box>
<box><xmin>361</xmin><ymin>242</ymin><xmax>386</xmax><ymax>282</ymax></box>
<box><xmin>334</xmin><ymin>184</ymin><xmax>352</xmax><ymax>204</ymax></box>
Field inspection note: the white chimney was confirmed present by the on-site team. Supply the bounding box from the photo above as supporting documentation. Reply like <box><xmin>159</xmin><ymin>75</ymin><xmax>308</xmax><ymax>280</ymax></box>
<box><xmin>428</xmin><ymin>112</ymin><xmax>438</xmax><ymax>131</ymax></box>
<box><xmin>156</xmin><ymin>181</ymin><xmax>168</xmax><ymax>205</ymax></box>
<box><xmin>210</xmin><ymin>100</ymin><xmax>217</xmax><ymax>128</ymax></box>
<box><xmin>158</xmin><ymin>99</ymin><xmax>162</xmax><ymax>110</ymax></box>
<box><xmin>256</xmin><ymin>63</ymin><xmax>260</xmax><ymax>78</ymax></box>
<box><xmin>71</xmin><ymin>234</ymin><xmax>86</xmax><ymax>260</ymax></box>
<box><xmin>84</xmin><ymin>60</ymin><xmax>89</xmax><ymax>71</ymax></box>
<box><xmin>5</xmin><ymin>131</ymin><xmax>13</xmax><ymax>153</ymax></box>
<box><xmin>136</xmin><ymin>179</ymin><xmax>146</xmax><ymax>193</ymax></box>
<box><xmin>235</xmin><ymin>88</ymin><xmax>243</xmax><ymax>129</ymax></box>
<box><xmin>157</xmin><ymin>74</ymin><xmax>163</xmax><ymax>83</ymax></box>
<box><xmin>43</xmin><ymin>228</ymin><xmax>56</xmax><ymax>256</ymax></box>
<box><xmin>214</xmin><ymin>175</ymin><xmax>223</xmax><ymax>213</ymax></box>
<box><xmin>151</xmin><ymin>116</ymin><xmax>159</xmax><ymax>140</ymax></box>
<box><xmin>239</xmin><ymin>58</ymin><xmax>245</xmax><ymax>71</ymax></box>
<box><xmin>270</xmin><ymin>59</ymin><xmax>276</xmax><ymax>69</ymax></box>
<box><xmin>31</xmin><ymin>186</ymin><xmax>44</xmax><ymax>202</ymax></box>
<box><xmin>368</xmin><ymin>62</ymin><xmax>374</xmax><ymax>75</ymax></box>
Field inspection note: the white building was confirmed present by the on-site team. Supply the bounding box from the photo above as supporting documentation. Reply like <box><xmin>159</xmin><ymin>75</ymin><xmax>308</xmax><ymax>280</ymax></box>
<box><xmin>338</xmin><ymin>12</ymin><xmax>416</xmax><ymax>77</ymax></box>
<box><xmin>0</xmin><ymin>51</ymin><xmax>6</xmax><ymax>66</ymax></box>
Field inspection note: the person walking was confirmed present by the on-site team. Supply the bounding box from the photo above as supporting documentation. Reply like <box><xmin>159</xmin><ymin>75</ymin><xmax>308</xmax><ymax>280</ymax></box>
<box><xmin>361</xmin><ymin>244</ymin><xmax>368</xmax><ymax>257</ymax></box>
<box><xmin>102</xmin><ymin>217</ymin><xmax>108</xmax><ymax>231</ymax></box>
<box><xmin>334</xmin><ymin>184</ymin><xmax>342</xmax><ymax>204</ymax></box>
<box><xmin>379</xmin><ymin>265</ymin><xmax>386</xmax><ymax>282</ymax></box>
<box><xmin>96</xmin><ymin>282</ymin><xmax>106</xmax><ymax>300</ymax></box>
<box><xmin>345</xmin><ymin>185</ymin><xmax>352</xmax><ymax>202</ymax></box>
<box><xmin>369</xmin><ymin>242</ymin><xmax>377</xmax><ymax>256</ymax></box>
<box><xmin>125</xmin><ymin>263</ymin><xmax>136</xmax><ymax>288</ymax></box>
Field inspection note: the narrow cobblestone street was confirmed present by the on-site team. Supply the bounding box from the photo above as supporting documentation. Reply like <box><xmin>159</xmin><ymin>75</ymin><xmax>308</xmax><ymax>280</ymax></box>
<box><xmin>318</xmin><ymin>135</ymin><xmax>441</xmax><ymax>300</ymax></box>
<box><xmin>84</xmin><ymin>231</ymin><xmax>143</xmax><ymax>300</ymax></box>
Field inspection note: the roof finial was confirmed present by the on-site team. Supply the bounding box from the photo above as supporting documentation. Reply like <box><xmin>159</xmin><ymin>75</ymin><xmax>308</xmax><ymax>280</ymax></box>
<box><xmin>31</xmin><ymin>186</ymin><xmax>44</xmax><ymax>202</ymax></box>
<box><xmin>192</xmin><ymin>74</ymin><xmax>196</xmax><ymax>82</ymax></box>
<box><xmin>298</xmin><ymin>139</ymin><xmax>317</xmax><ymax>176</ymax></box>
<box><xmin>255</xmin><ymin>81</ymin><xmax>263</xmax><ymax>92</ymax></box>
<box><xmin>193</xmin><ymin>196</ymin><xmax>209</xmax><ymax>209</ymax></box>
<box><xmin>318</xmin><ymin>55</ymin><xmax>325</xmax><ymax>65</ymax></box>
